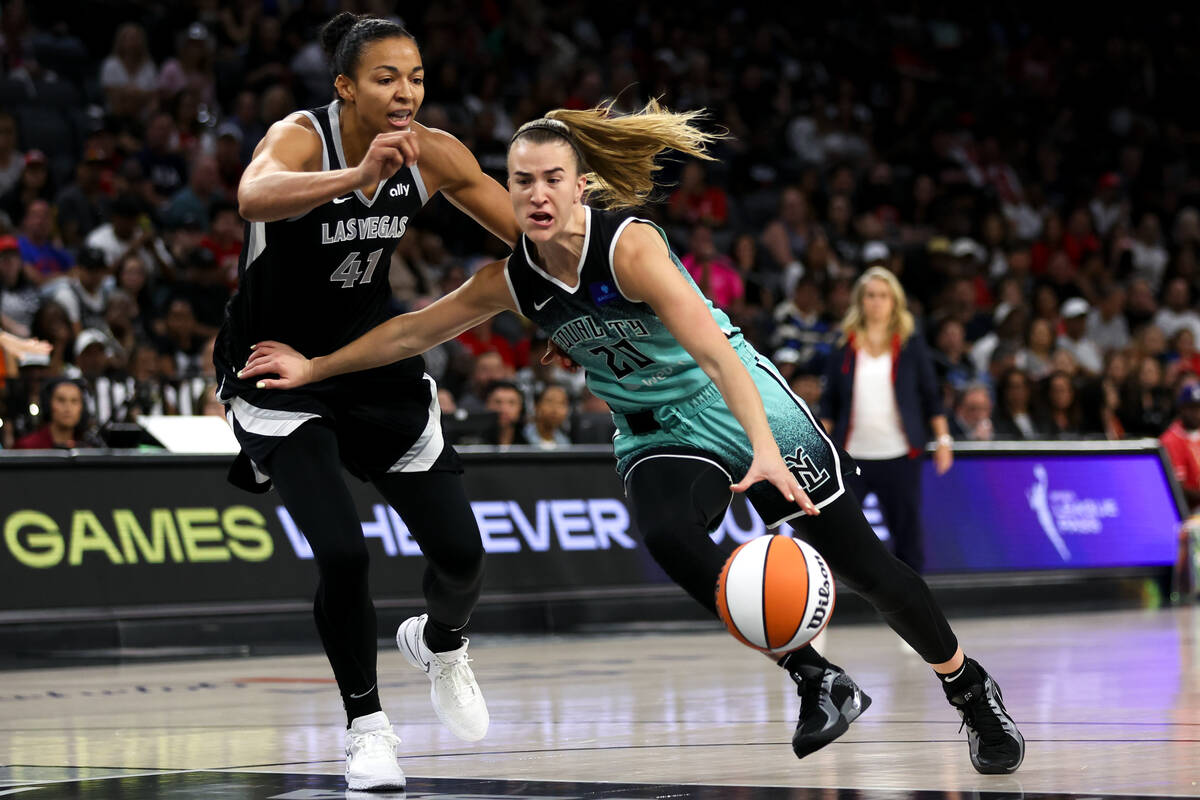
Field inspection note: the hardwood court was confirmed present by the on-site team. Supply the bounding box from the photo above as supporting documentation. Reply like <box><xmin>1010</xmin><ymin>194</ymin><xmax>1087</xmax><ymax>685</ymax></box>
<box><xmin>1</xmin><ymin>607</ymin><xmax>1197</xmax><ymax>798</ymax></box>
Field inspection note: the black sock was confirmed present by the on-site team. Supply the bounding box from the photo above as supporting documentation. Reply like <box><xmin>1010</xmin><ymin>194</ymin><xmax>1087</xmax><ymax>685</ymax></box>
<box><xmin>939</xmin><ymin>657</ymin><xmax>982</xmax><ymax>699</ymax></box>
<box><xmin>778</xmin><ymin>646</ymin><xmax>838</xmax><ymax>676</ymax></box>
<box><xmin>424</xmin><ymin>615</ymin><xmax>466</xmax><ymax>653</ymax></box>
<box><xmin>344</xmin><ymin>685</ymin><xmax>383</xmax><ymax>727</ymax></box>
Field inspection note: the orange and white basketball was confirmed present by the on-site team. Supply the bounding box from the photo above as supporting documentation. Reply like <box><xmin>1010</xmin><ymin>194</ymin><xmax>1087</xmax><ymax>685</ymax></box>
<box><xmin>715</xmin><ymin>535</ymin><xmax>835</xmax><ymax>654</ymax></box>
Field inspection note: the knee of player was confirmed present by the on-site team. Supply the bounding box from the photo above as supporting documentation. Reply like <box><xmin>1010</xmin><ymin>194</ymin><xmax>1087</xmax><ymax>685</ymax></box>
<box><xmin>317</xmin><ymin>546</ymin><xmax>371</xmax><ymax>579</ymax></box>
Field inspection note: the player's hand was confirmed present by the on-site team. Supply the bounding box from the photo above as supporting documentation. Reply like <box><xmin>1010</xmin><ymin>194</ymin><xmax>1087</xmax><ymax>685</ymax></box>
<box><xmin>730</xmin><ymin>450</ymin><xmax>820</xmax><ymax>516</ymax></box>
<box><xmin>356</xmin><ymin>131</ymin><xmax>420</xmax><ymax>188</ymax></box>
<box><xmin>238</xmin><ymin>341</ymin><xmax>314</xmax><ymax>390</ymax></box>
<box><xmin>540</xmin><ymin>340</ymin><xmax>580</xmax><ymax>373</ymax></box>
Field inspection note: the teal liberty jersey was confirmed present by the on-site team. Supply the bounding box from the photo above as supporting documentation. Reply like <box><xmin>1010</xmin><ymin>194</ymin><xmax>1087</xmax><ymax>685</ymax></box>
<box><xmin>503</xmin><ymin>206</ymin><xmax>744</xmax><ymax>413</ymax></box>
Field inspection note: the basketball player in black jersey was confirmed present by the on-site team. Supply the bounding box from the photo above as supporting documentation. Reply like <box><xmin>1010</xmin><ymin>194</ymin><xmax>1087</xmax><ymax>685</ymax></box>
<box><xmin>215</xmin><ymin>13</ymin><xmax>519</xmax><ymax>792</ymax></box>
<box><xmin>240</xmin><ymin>103</ymin><xmax>1025</xmax><ymax>776</ymax></box>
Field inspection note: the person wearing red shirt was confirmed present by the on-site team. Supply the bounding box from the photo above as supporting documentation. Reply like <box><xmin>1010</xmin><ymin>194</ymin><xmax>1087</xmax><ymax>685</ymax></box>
<box><xmin>668</xmin><ymin>161</ymin><xmax>729</xmax><ymax>228</ymax></box>
<box><xmin>1160</xmin><ymin>383</ymin><xmax>1200</xmax><ymax>510</ymax></box>
<box><xmin>14</xmin><ymin>378</ymin><xmax>100</xmax><ymax>449</ymax></box>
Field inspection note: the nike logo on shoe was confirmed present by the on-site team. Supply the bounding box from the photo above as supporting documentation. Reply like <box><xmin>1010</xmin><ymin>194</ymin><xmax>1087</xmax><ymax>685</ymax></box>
<box><xmin>533</xmin><ymin>297</ymin><xmax>552</xmax><ymax>310</ymax></box>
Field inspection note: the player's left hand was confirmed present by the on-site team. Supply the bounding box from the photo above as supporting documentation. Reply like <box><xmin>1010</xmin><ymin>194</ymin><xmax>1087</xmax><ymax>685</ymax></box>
<box><xmin>238</xmin><ymin>341</ymin><xmax>314</xmax><ymax>390</ymax></box>
<box><xmin>731</xmin><ymin>451</ymin><xmax>819</xmax><ymax>516</ymax></box>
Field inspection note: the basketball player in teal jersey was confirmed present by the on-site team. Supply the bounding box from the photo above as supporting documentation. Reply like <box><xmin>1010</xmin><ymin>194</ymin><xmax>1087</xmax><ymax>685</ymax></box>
<box><xmin>240</xmin><ymin>102</ymin><xmax>1025</xmax><ymax>775</ymax></box>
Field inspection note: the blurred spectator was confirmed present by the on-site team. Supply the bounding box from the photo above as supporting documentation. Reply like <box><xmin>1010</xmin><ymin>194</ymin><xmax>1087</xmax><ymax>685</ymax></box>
<box><xmin>1154</xmin><ymin>277</ymin><xmax>1200</xmax><ymax>342</ymax></box>
<box><xmin>950</xmin><ymin>383</ymin><xmax>994</xmax><ymax>441</ymax></box>
<box><xmin>30</xmin><ymin>300</ymin><xmax>73</xmax><ymax>374</ymax></box>
<box><xmin>199</xmin><ymin>201</ymin><xmax>243</xmax><ymax>287</ymax></box>
<box><xmin>1</xmin><ymin>150</ymin><xmax>54</xmax><ymax>223</ymax></box>
<box><xmin>483</xmin><ymin>380</ymin><xmax>527</xmax><ymax>447</ymax></box>
<box><xmin>771</xmin><ymin>276</ymin><xmax>832</xmax><ymax>377</ymax></box>
<box><xmin>1119</xmin><ymin>356</ymin><xmax>1171</xmax><ymax>436</ymax></box>
<box><xmin>931</xmin><ymin>317</ymin><xmax>983</xmax><ymax>400</ymax></box>
<box><xmin>0</xmin><ymin>235</ymin><xmax>38</xmax><ymax>335</ymax></box>
<box><xmin>154</xmin><ymin>296</ymin><xmax>206</xmax><ymax>378</ymax></box>
<box><xmin>514</xmin><ymin>329</ymin><xmax>585</xmax><ymax>408</ymax></box>
<box><xmin>100</xmin><ymin>22</ymin><xmax>158</xmax><ymax>120</ymax></box>
<box><xmin>1089</xmin><ymin>173</ymin><xmax>1125</xmax><ymax>237</ymax></box>
<box><xmin>1169</xmin><ymin>328</ymin><xmax>1200</xmax><ymax>380</ymax></box>
<box><xmin>137</xmin><ymin>112</ymin><xmax>188</xmax><ymax>203</ymax></box>
<box><xmin>102</xmin><ymin>290</ymin><xmax>139</xmax><ymax>363</ymax></box>
<box><xmin>522</xmin><ymin>384</ymin><xmax>572</xmax><ymax>449</ymax></box>
<box><xmin>1123</xmin><ymin>212</ymin><xmax>1169</xmax><ymax>292</ymax></box>
<box><xmin>970</xmin><ymin>303</ymin><xmax>1027</xmax><ymax>376</ymax></box>
<box><xmin>1043</xmin><ymin>371</ymin><xmax>1084</xmax><ymax>439</ymax></box>
<box><xmin>1125</xmin><ymin>277</ymin><xmax>1158</xmax><ymax>330</ymax></box>
<box><xmin>173</xmin><ymin>247</ymin><xmax>226</xmax><ymax>334</ymax></box>
<box><xmin>821</xmin><ymin>268</ymin><xmax>950</xmax><ymax>573</ymax></box>
<box><xmin>668</xmin><ymin>161</ymin><xmax>729</xmax><ymax>228</ymax></box>
<box><xmin>457</xmin><ymin>318</ymin><xmax>517</xmax><ymax>369</ymax></box>
<box><xmin>17</xmin><ymin>200</ymin><xmax>72</xmax><ymax>283</ymax></box>
<box><xmin>1087</xmin><ymin>284</ymin><xmax>1131</xmax><ymax>353</ymax></box>
<box><xmin>682</xmin><ymin>225</ymin><xmax>742</xmax><ymax>310</ymax></box>
<box><xmin>14</xmin><ymin>378</ymin><xmax>102</xmax><ymax>449</ymax></box>
<box><xmin>458</xmin><ymin>351</ymin><xmax>512</xmax><ymax>413</ymax></box>
<box><xmin>55</xmin><ymin>146</ymin><xmax>113</xmax><ymax>249</ymax></box>
<box><xmin>1160</xmin><ymin>383</ymin><xmax>1200</xmax><ymax>510</ymax></box>
<box><xmin>213</xmin><ymin>125</ymin><xmax>246</xmax><ymax>195</ymax></box>
<box><xmin>48</xmin><ymin>246</ymin><xmax>112</xmax><ymax>331</ymax></box>
<box><xmin>0</xmin><ymin>111</ymin><xmax>22</xmax><ymax>199</ymax></box>
<box><xmin>992</xmin><ymin>368</ymin><xmax>1046</xmax><ymax>440</ymax></box>
<box><xmin>242</xmin><ymin>15</ymin><xmax>290</xmax><ymax>93</ymax></box>
<box><xmin>1056</xmin><ymin>298</ymin><xmax>1103</xmax><ymax>375</ymax></box>
<box><xmin>85</xmin><ymin>194</ymin><xmax>156</xmax><ymax>270</ymax></box>
<box><xmin>158</xmin><ymin>23</ymin><xmax>216</xmax><ymax>110</ymax></box>
<box><xmin>164</xmin><ymin>155</ymin><xmax>224</xmax><ymax>230</ymax></box>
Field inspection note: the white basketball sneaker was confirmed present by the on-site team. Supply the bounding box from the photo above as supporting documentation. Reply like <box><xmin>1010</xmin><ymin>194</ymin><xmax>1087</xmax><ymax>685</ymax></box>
<box><xmin>344</xmin><ymin>711</ymin><xmax>405</xmax><ymax>791</ymax></box>
<box><xmin>396</xmin><ymin>614</ymin><xmax>489</xmax><ymax>741</ymax></box>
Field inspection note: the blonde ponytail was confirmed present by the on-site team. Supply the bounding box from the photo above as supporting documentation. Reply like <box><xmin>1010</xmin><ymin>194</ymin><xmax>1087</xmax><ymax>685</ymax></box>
<box><xmin>535</xmin><ymin>99</ymin><xmax>723</xmax><ymax>210</ymax></box>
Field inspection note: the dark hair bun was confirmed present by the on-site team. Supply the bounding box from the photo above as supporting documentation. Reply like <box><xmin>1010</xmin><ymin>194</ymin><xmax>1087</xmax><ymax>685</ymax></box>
<box><xmin>319</xmin><ymin>11</ymin><xmax>361</xmax><ymax>61</ymax></box>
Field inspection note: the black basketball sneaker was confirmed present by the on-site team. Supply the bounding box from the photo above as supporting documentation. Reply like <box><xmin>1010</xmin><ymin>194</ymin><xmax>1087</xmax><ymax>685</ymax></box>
<box><xmin>942</xmin><ymin>658</ymin><xmax>1025</xmax><ymax>774</ymax></box>
<box><xmin>790</xmin><ymin>665</ymin><xmax>872</xmax><ymax>758</ymax></box>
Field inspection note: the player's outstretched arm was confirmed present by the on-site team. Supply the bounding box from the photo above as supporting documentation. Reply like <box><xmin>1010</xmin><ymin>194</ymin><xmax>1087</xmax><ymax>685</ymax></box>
<box><xmin>239</xmin><ymin>260</ymin><xmax>518</xmax><ymax>389</ymax></box>
<box><xmin>237</xmin><ymin>116</ymin><xmax>418</xmax><ymax>222</ymax></box>
<box><xmin>613</xmin><ymin>224</ymin><xmax>818</xmax><ymax>515</ymax></box>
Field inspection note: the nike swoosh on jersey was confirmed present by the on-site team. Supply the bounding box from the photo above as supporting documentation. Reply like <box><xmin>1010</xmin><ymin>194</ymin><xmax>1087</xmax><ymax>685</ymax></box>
<box><xmin>332</xmin><ymin>195</ymin><xmax>352</xmax><ymax>204</ymax></box>
<box><xmin>533</xmin><ymin>297</ymin><xmax>553</xmax><ymax>310</ymax></box>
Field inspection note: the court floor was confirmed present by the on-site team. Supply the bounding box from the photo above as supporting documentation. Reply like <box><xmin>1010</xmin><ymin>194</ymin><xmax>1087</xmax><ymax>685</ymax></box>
<box><xmin>0</xmin><ymin>606</ymin><xmax>1197</xmax><ymax>799</ymax></box>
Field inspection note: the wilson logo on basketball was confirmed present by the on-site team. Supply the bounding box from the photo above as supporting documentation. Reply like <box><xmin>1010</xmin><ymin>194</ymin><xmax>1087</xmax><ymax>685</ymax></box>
<box><xmin>806</xmin><ymin>555</ymin><xmax>832</xmax><ymax>630</ymax></box>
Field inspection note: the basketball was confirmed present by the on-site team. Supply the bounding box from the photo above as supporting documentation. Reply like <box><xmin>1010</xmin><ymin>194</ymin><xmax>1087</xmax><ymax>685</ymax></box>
<box><xmin>715</xmin><ymin>535</ymin><xmax>835</xmax><ymax>654</ymax></box>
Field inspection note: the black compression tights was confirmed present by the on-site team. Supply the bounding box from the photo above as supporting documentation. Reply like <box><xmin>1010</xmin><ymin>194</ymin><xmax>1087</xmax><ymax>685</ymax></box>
<box><xmin>625</xmin><ymin>456</ymin><xmax>958</xmax><ymax>665</ymax></box>
<box><xmin>266</xmin><ymin>422</ymin><xmax>485</xmax><ymax>722</ymax></box>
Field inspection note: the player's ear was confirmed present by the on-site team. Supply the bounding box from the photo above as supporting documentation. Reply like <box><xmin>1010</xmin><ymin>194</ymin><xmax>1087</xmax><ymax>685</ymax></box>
<box><xmin>574</xmin><ymin>173</ymin><xmax>586</xmax><ymax>204</ymax></box>
<box><xmin>334</xmin><ymin>74</ymin><xmax>355</xmax><ymax>104</ymax></box>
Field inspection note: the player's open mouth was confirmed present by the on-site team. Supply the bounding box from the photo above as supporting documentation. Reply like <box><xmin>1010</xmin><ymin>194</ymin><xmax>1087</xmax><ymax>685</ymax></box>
<box><xmin>387</xmin><ymin>110</ymin><xmax>412</xmax><ymax>128</ymax></box>
<box><xmin>529</xmin><ymin>212</ymin><xmax>553</xmax><ymax>228</ymax></box>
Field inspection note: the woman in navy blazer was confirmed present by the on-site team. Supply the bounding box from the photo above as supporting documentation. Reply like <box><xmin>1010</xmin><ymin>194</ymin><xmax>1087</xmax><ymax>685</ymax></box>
<box><xmin>820</xmin><ymin>267</ymin><xmax>952</xmax><ymax>573</ymax></box>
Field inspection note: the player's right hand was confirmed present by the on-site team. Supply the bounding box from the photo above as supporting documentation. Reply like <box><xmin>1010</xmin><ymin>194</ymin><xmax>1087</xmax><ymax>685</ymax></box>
<box><xmin>238</xmin><ymin>341</ymin><xmax>315</xmax><ymax>390</ymax></box>
<box><xmin>356</xmin><ymin>131</ymin><xmax>419</xmax><ymax>188</ymax></box>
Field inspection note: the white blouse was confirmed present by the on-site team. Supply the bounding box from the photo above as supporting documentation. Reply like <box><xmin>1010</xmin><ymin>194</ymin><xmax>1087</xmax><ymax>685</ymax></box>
<box><xmin>846</xmin><ymin>350</ymin><xmax>910</xmax><ymax>460</ymax></box>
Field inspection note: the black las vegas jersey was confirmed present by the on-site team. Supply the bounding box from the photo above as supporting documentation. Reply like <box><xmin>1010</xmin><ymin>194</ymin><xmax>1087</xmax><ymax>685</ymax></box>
<box><xmin>218</xmin><ymin>100</ymin><xmax>427</xmax><ymax>373</ymax></box>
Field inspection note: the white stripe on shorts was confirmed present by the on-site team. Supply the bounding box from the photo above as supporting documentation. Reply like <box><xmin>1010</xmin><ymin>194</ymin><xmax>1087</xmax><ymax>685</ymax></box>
<box><xmin>229</xmin><ymin>396</ymin><xmax>320</xmax><ymax>438</ymax></box>
<box><xmin>388</xmin><ymin>374</ymin><xmax>444</xmax><ymax>473</ymax></box>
